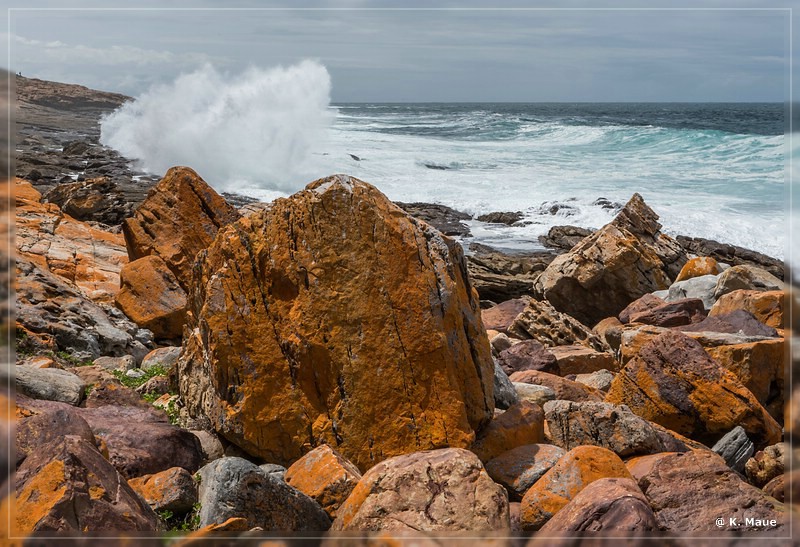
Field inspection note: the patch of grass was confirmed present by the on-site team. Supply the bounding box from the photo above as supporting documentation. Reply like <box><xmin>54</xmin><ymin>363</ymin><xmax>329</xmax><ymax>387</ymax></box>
<box><xmin>55</xmin><ymin>351</ymin><xmax>93</xmax><ymax>367</ymax></box>
<box><xmin>159</xmin><ymin>502</ymin><xmax>202</xmax><ymax>534</ymax></box>
<box><xmin>111</xmin><ymin>364</ymin><xmax>171</xmax><ymax>389</ymax></box>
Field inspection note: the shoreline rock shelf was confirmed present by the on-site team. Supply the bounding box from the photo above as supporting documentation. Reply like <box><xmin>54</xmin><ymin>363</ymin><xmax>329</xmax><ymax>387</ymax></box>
<box><xmin>9</xmin><ymin>75</ymin><xmax>793</xmax><ymax>539</ymax></box>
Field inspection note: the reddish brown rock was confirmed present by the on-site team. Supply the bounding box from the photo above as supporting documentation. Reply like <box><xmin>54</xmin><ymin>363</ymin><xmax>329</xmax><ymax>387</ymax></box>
<box><xmin>497</xmin><ymin>340</ymin><xmax>558</xmax><ymax>376</ymax></box>
<box><xmin>485</xmin><ymin>444</ymin><xmax>565</xmax><ymax>501</ymax></box>
<box><xmin>674</xmin><ymin>256</ymin><xmax>721</xmax><ymax>282</ymax></box>
<box><xmin>713</xmin><ymin>264</ymin><xmax>784</xmax><ymax>299</ymax></box>
<box><xmin>763</xmin><ymin>474</ymin><xmax>786</xmax><ymax>502</ymax></box>
<box><xmin>482</xmin><ymin>298</ymin><xmax>528</xmax><ymax>334</ymax></box>
<box><xmin>331</xmin><ymin>448</ymin><xmax>509</xmax><ymax>532</ymax></box>
<box><xmin>677</xmin><ymin>309</ymin><xmax>778</xmax><ymax>338</ymax></box>
<box><xmin>284</xmin><ymin>444</ymin><xmax>362</xmax><ymax>520</ymax></box>
<box><xmin>14</xmin><ymin>435</ymin><xmax>160</xmax><ymax>533</ymax></box>
<box><xmin>548</xmin><ymin>345</ymin><xmax>619</xmax><ymax>375</ymax></box>
<box><xmin>539</xmin><ymin>477</ymin><xmax>657</xmax><ymax>532</ymax></box>
<box><xmin>710</xmin><ymin>289</ymin><xmax>784</xmax><ymax>328</ymax></box>
<box><xmin>15</xmin><ymin>406</ymin><xmax>96</xmax><ymax>466</ymax></box>
<box><xmin>605</xmin><ymin>331</ymin><xmax>781</xmax><ymax>448</ymax></box>
<box><xmin>177</xmin><ymin>175</ymin><xmax>494</xmax><ymax>471</ymax></box>
<box><xmin>627</xmin><ymin>298</ymin><xmax>707</xmax><ymax>328</ymax></box>
<box><xmin>471</xmin><ymin>401</ymin><xmax>545</xmax><ymax>463</ymax></box>
<box><xmin>518</xmin><ymin>445</ymin><xmax>632</xmax><ymax>531</ymax></box>
<box><xmin>618</xmin><ymin>293</ymin><xmax>665</xmax><ymax>324</ymax></box>
<box><xmin>509</xmin><ymin>370</ymin><xmax>603</xmax><ymax>403</ymax></box>
<box><xmin>79</xmin><ymin>404</ymin><xmax>204</xmax><ymax>479</ymax></box>
<box><xmin>128</xmin><ymin>466</ymin><xmax>199</xmax><ymax>514</ymax></box>
<box><xmin>633</xmin><ymin>449</ymin><xmax>786</xmax><ymax>532</ymax></box>
<box><xmin>508</xmin><ymin>298</ymin><xmax>609</xmax><ymax>351</ymax></box>
<box><xmin>122</xmin><ymin>166</ymin><xmax>240</xmax><ymax>290</ymax></box>
<box><xmin>592</xmin><ymin>316</ymin><xmax>624</xmax><ymax>352</ymax></box>
<box><xmin>533</xmin><ymin>193</ymin><xmax>687</xmax><ymax>326</ymax></box>
<box><xmin>115</xmin><ymin>255</ymin><xmax>187</xmax><ymax>340</ymax></box>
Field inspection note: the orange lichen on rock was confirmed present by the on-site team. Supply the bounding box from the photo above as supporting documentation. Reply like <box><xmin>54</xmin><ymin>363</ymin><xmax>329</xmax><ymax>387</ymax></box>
<box><xmin>518</xmin><ymin>445</ymin><xmax>632</xmax><ymax>531</ymax></box>
<box><xmin>284</xmin><ymin>444</ymin><xmax>362</xmax><ymax>519</ymax></box>
<box><xmin>710</xmin><ymin>289</ymin><xmax>784</xmax><ymax>328</ymax></box>
<box><xmin>674</xmin><ymin>256</ymin><xmax>720</xmax><ymax>282</ymax></box>
<box><xmin>178</xmin><ymin>175</ymin><xmax>494</xmax><ymax>471</ymax></box>
<box><xmin>15</xmin><ymin>459</ymin><xmax>68</xmax><ymax>533</ymax></box>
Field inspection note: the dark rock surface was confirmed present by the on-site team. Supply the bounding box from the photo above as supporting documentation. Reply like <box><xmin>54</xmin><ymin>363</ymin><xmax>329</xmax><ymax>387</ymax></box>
<box><xmin>395</xmin><ymin>201</ymin><xmax>472</xmax><ymax>236</ymax></box>
<box><xmin>676</xmin><ymin>234</ymin><xmax>784</xmax><ymax>281</ymax></box>
<box><xmin>538</xmin><ymin>225</ymin><xmax>594</xmax><ymax>251</ymax></box>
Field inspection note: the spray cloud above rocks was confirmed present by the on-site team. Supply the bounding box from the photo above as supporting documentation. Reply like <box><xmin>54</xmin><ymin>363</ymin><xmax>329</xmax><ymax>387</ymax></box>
<box><xmin>100</xmin><ymin>60</ymin><xmax>333</xmax><ymax>192</ymax></box>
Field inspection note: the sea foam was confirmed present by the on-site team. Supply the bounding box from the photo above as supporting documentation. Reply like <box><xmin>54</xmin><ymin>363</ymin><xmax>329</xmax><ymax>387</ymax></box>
<box><xmin>100</xmin><ymin>61</ymin><xmax>333</xmax><ymax>191</ymax></box>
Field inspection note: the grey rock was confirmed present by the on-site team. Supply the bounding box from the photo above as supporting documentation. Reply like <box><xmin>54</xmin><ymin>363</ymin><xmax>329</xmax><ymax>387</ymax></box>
<box><xmin>513</xmin><ymin>382</ymin><xmax>556</xmax><ymax>407</ymax></box>
<box><xmin>543</xmin><ymin>400</ymin><xmax>665</xmax><ymax>457</ymax></box>
<box><xmin>573</xmin><ymin>369</ymin><xmax>615</xmax><ymax>392</ymax></box>
<box><xmin>259</xmin><ymin>463</ymin><xmax>288</xmax><ymax>481</ymax></box>
<box><xmin>676</xmin><ymin>235</ymin><xmax>783</xmax><ymax>281</ymax></box>
<box><xmin>538</xmin><ymin>225</ymin><xmax>594</xmax><ymax>251</ymax></box>
<box><xmin>489</xmin><ymin>332</ymin><xmax>514</xmax><ymax>355</ymax></box>
<box><xmin>711</xmin><ymin>426</ymin><xmax>754</xmax><ymax>473</ymax></box>
<box><xmin>652</xmin><ymin>289</ymin><xmax>669</xmax><ymax>299</ymax></box>
<box><xmin>666</xmin><ymin>274</ymin><xmax>719</xmax><ymax>309</ymax></box>
<box><xmin>395</xmin><ymin>202</ymin><xmax>472</xmax><ymax>237</ymax></box>
<box><xmin>141</xmin><ymin>346</ymin><xmax>182</xmax><ymax>371</ymax></box>
<box><xmin>198</xmin><ymin>457</ymin><xmax>330</xmax><ymax>531</ymax></box>
<box><xmin>191</xmin><ymin>430</ymin><xmax>225</xmax><ymax>464</ymax></box>
<box><xmin>477</xmin><ymin>211</ymin><xmax>524</xmax><ymax>225</ymax></box>
<box><xmin>493</xmin><ymin>361</ymin><xmax>519</xmax><ymax>410</ymax></box>
<box><xmin>713</xmin><ymin>264</ymin><xmax>785</xmax><ymax>299</ymax></box>
<box><xmin>15</xmin><ymin>365</ymin><xmax>85</xmax><ymax>405</ymax></box>
<box><xmin>93</xmin><ymin>355</ymin><xmax>136</xmax><ymax>372</ymax></box>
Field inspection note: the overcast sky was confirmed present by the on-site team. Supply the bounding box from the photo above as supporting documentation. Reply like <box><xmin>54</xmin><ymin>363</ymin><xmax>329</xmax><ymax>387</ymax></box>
<box><xmin>1</xmin><ymin>1</ymin><xmax>796</xmax><ymax>102</ymax></box>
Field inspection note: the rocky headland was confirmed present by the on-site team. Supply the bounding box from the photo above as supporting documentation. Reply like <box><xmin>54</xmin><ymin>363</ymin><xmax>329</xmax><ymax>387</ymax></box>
<box><xmin>4</xmin><ymin>75</ymin><xmax>797</xmax><ymax>543</ymax></box>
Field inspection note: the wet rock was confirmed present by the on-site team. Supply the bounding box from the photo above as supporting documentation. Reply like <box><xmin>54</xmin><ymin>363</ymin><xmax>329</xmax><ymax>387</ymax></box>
<box><xmin>497</xmin><ymin>339</ymin><xmax>558</xmax><ymax>376</ymax></box>
<box><xmin>509</xmin><ymin>370</ymin><xmax>604</xmax><ymax>403</ymax></box>
<box><xmin>508</xmin><ymin>298</ymin><xmax>609</xmax><ymax>352</ymax></box>
<box><xmin>477</xmin><ymin>211</ymin><xmax>524</xmax><ymax>225</ymax></box>
<box><xmin>711</xmin><ymin>426</ymin><xmax>754</xmax><ymax>473</ymax></box>
<box><xmin>634</xmin><ymin>449</ymin><xmax>785</xmax><ymax>532</ymax></box>
<box><xmin>128</xmin><ymin>467</ymin><xmax>199</xmax><ymax>515</ymax></box>
<box><xmin>284</xmin><ymin>445</ymin><xmax>362</xmax><ymax>520</ymax></box>
<box><xmin>710</xmin><ymin>289</ymin><xmax>785</xmax><ymax>329</ymax></box>
<box><xmin>15</xmin><ymin>365</ymin><xmax>85</xmax><ymax>405</ymax></box>
<box><xmin>544</xmin><ymin>400</ymin><xmax>665</xmax><ymax>457</ymax></box>
<box><xmin>485</xmin><ymin>443</ymin><xmax>565</xmax><ymax>501</ymax></box>
<box><xmin>539</xmin><ymin>477</ymin><xmax>657</xmax><ymax>532</ymax></box>
<box><xmin>538</xmin><ymin>225</ymin><xmax>594</xmax><ymax>252</ymax></box>
<box><xmin>518</xmin><ymin>445</ymin><xmax>632</xmax><ymax>531</ymax></box>
<box><xmin>43</xmin><ymin>177</ymin><xmax>135</xmax><ymax>225</ymax></box>
<box><xmin>15</xmin><ymin>435</ymin><xmax>159</xmax><ymax>533</ymax></box>
<box><xmin>395</xmin><ymin>201</ymin><xmax>472</xmax><ymax>237</ymax></box>
<box><xmin>178</xmin><ymin>175</ymin><xmax>494</xmax><ymax>471</ymax></box>
<box><xmin>123</xmin><ymin>166</ymin><xmax>241</xmax><ymax>290</ymax></box>
<box><xmin>493</xmin><ymin>362</ymin><xmax>519</xmax><ymax>410</ymax></box>
<box><xmin>471</xmin><ymin>401</ymin><xmax>545</xmax><ymax>462</ymax></box>
<box><xmin>198</xmin><ymin>457</ymin><xmax>331</xmax><ymax>531</ymax></box>
<box><xmin>605</xmin><ymin>330</ymin><xmax>782</xmax><ymax>448</ymax></box>
<box><xmin>115</xmin><ymin>255</ymin><xmax>187</xmax><ymax>340</ymax></box>
<box><xmin>533</xmin><ymin>193</ymin><xmax>687</xmax><ymax>326</ymax></box>
<box><xmin>332</xmin><ymin>448</ymin><xmax>509</xmax><ymax>532</ymax></box>
<box><xmin>745</xmin><ymin>443</ymin><xmax>786</xmax><ymax>488</ymax></box>
<box><xmin>713</xmin><ymin>264</ymin><xmax>784</xmax><ymax>299</ymax></box>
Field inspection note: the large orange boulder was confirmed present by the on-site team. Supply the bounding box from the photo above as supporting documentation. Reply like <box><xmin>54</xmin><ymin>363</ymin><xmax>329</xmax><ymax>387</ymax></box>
<box><xmin>122</xmin><ymin>166</ymin><xmax>240</xmax><ymax>290</ymax></box>
<box><xmin>177</xmin><ymin>175</ymin><xmax>494</xmax><ymax>471</ymax></box>
<box><xmin>533</xmin><ymin>193</ymin><xmax>687</xmax><ymax>326</ymax></box>
<box><xmin>605</xmin><ymin>330</ymin><xmax>781</xmax><ymax>448</ymax></box>
<box><xmin>470</xmin><ymin>401</ymin><xmax>545</xmax><ymax>462</ymax></box>
<box><xmin>115</xmin><ymin>255</ymin><xmax>187</xmax><ymax>340</ymax></box>
<box><xmin>674</xmin><ymin>256</ymin><xmax>720</xmax><ymax>282</ymax></box>
<box><xmin>518</xmin><ymin>445</ymin><xmax>632</xmax><ymax>531</ymax></box>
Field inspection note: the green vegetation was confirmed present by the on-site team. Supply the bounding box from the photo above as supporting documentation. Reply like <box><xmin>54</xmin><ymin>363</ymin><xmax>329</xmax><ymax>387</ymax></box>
<box><xmin>111</xmin><ymin>364</ymin><xmax>171</xmax><ymax>389</ymax></box>
<box><xmin>159</xmin><ymin>502</ymin><xmax>202</xmax><ymax>535</ymax></box>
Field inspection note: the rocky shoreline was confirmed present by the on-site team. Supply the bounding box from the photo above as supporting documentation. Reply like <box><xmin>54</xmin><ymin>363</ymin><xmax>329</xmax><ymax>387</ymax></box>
<box><xmin>4</xmin><ymin>76</ymin><xmax>798</xmax><ymax>543</ymax></box>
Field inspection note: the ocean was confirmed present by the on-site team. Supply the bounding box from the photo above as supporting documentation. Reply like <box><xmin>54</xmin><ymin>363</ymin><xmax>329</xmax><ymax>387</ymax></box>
<box><xmin>294</xmin><ymin>102</ymin><xmax>787</xmax><ymax>260</ymax></box>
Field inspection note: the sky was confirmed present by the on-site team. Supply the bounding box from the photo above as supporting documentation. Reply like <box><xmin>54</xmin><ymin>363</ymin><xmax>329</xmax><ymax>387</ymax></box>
<box><xmin>0</xmin><ymin>1</ymin><xmax>796</xmax><ymax>103</ymax></box>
